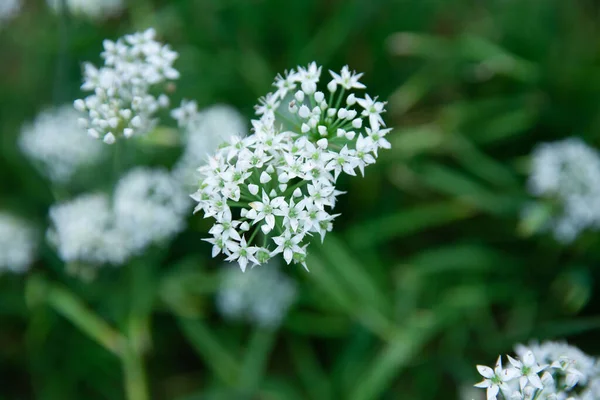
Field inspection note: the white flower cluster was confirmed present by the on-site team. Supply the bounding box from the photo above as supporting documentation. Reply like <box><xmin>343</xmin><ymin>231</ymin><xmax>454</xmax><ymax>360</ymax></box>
<box><xmin>48</xmin><ymin>168</ymin><xmax>189</xmax><ymax>266</ymax></box>
<box><xmin>475</xmin><ymin>341</ymin><xmax>600</xmax><ymax>400</ymax></box>
<box><xmin>527</xmin><ymin>138</ymin><xmax>600</xmax><ymax>243</ymax></box>
<box><xmin>0</xmin><ymin>0</ymin><xmax>21</xmax><ymax>26</ymax></box>
<box><xmin>0</xmin><ymin>212</ymin><xmax>36</xmax><ymax>273</ymax></box>
<box><xmin>74</xmin><ymin>28</ymin><xmax>179</xmax><ymax>144</ymax></box>
<box><xmin>171</xmin><ymin>102</ymin><xmax>247</xmax><ymax>187</ymax></box>
<box><xmin>192</xmin><ymin>63</ymin><xmax>390</xmax><ymax>271</ymax></box>
<box><xmin>216</xmin><ymin>261</ymin><xmax>297</xmax><ymax>328</ymax></box>
<box><xmin>19</xmin><ymin>105</ymin><xmax>105</xmax><ymax>183</ymax></box>
<box><xmin>114</xmin><ymin>167</ymin><xmax>191</xmax><ymax>251</ymax></box>
<box><xmin>47</xmin><ymin>0</ymin><xmax>123</xmax><ymax>20</ymax></box>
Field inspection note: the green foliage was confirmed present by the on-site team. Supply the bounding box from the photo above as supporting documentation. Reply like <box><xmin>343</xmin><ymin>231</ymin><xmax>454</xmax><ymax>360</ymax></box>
<box><xmin>2</xmin><ymin>0</ymin><xmax>600</xmax><ymax>399</ymax></box>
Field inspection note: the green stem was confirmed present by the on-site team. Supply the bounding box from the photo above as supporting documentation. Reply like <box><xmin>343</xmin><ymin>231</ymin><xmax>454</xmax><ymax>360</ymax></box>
<box><xmin>42</xmin><ymin>281</ymin><xmax>125</xmax><ymax>356</ymax></box>
<box><xmin>238</xmin><ymin>328</ymin><xmax>277</xmax><ymax>395</ymax></box>
<box><xmin>122</xmin><ymin>341</ymin><xmax>149</xmax><ymax>400</ymax></box>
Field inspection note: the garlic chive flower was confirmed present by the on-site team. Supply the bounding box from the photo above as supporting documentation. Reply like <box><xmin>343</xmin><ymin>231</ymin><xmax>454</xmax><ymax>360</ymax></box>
<box><xmin>216</xmin><ymin>260</ymin><xmax>297</xmax><ymax>328</ymax></box>
<box><xmin>74</xmin><ymin>28</ymin><xmax>179</xmax><ymax>144</ymax></box>
<box><xmin>113</xmin><ymin>167</ymin><xmax>190</xmax><ymax>252</ymax></box>
<box><xmin>527</xmin><ymin>138</ymin><xmax>600</xmax><ymax>243</ymax></box>
<box><xmin>0</xmin><ymin>212</ymin><xmax>37</xmax><ymax>273</ymax></box>
<box><xmin>192</xmin><ymin>62</ymin><xmax>390</xmax><ymax>271</ymax></box>
<box><xmin>19</xmin><ymin>105</ymin><xmax>104</xmax><ymax>183</ymax></box>
<box><xmin>48</xmin><ymin>168</ymin><xmax>189</xmax><ymax>269</ymax></box>
<box><xmin>48</xmin><ymin>193</ymin><xmax>130</xmax><ymax>266</ymax></box>
<box><xmin>475</xmin><ymin>341</ymin><xmax>600</xmax><ymax>400</ymax></box>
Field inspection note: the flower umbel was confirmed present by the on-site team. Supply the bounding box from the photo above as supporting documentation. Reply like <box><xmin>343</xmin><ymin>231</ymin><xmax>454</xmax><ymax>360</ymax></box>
<box><xmin>74</xmin><ymin>28</ymin><xmax>179</xmax><ymax>144</ymax></box>
<box><xmin>192</xmin><ymin>62</ymin><xmax>390</xmax><ymax>271</ymax></box>
<box><xmin>474</xmin><ymin>341</ymin><xmax>600</xmax><ymax>400</ymax></box>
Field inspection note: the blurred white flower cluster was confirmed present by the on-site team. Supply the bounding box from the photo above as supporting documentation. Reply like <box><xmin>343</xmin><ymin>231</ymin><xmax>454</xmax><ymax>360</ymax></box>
<box><xmin>48</xmin><ymin>168</ymin><xmax>189</xmax><ymax>267</ymax></box>
<box><xmin>46</xmin><ymin>0</ymin><xmax>123</xmax><ymax>20</ymax></box>
<box><xmin>216</xmin><ymin>261</ymin><xmax>297</xmax><ymax>328</ymax></box>
<box><xmin>19</xmin><ymin>106</ymin><xmax>105</xmax><ymax>183</ymax></box>
<box><xmin>171</xmin><ymin>102</ymin><xmax>247</xmax><ymax>187</ymax></box>
<box><xmin>527</xmin><ymin>138</ymin><xmax>600</xmax><ymax>243</ymax></box>
<box><xmin>192</xmin><ymin>62</ymin><xmax>390</xmax><ymax>271</ymax></box>
<box><xmin>0</xmin><ymin>0</ymin><xmax>21</xmax><ymax>26</ymax></box>
<box><xmin>0</xmin><ymin>212</ymin><xmax>36</xmax><ymax>273</ymax></box>
<box><xmin>74</xmin><ymin>28</ymin><xmax>179</xmax><ymax>144</ymax></box>
<box><xmin>475</xmin><ymin>341</ymin><xmax>600</xmax><ymax>400</ymax></box>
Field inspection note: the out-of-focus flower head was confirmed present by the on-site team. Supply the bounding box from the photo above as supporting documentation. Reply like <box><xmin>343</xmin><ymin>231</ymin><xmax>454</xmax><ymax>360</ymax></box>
<box><xmin>216</xmin><ymin>260</ymin><xmax>297</xmax><ymax>328</ymax></box>
<box><xmin>171</xmin><ymin>102</ymin><xmax>248</xmax><ymax>187</ymax></box>
<box><xmin>46</xmin><ymin>0</ymin><xmax>124</xmax><ymax>20</ymax></box>
<box><xmin>48</xmin><ymin>168</ymin><xmax>189</xmax><ymax>270</ymax></box>
<box><xmin>19</xmin><ymin>105</ymin><xmax>105</xmax><ymax>183</ymax></box>
<box><xmin>192</xmin><ymin>62</ymin><xmax>390</xmax><ymax>271</ymax></box>
<box><xmin>0</xmin><ymin>212</ymin><xmax>37</xmax><ymax>273</ymax></box>
<box><xmin>74</xmin><ymin>28</ymin><xmax>179</xmax><ymax>144</ymax></box>
<box><xmin>48</xmin><ymin>193</ymin><xmax>132</xmax><ymax>266</ymax></box>
<box><xmin>0</xmin><ymin>0</ymin><xmax>21</xmax><ymax>26</ymax></box>
<box><xmin>527</xmin><ymin>138</ymin><xmax>600</xmax><ymax>243</ymax></box>
<box><xmin>114</xmin><ymin>167</ymin><xmax>191</xmax><ymax>252</ymax></box>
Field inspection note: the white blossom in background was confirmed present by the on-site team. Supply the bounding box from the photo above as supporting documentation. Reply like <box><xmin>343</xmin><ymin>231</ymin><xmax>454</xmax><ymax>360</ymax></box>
<box><xmin>216</xmin><ymin>261</ymin><xmax>297</xmax><ymax>328</ymax></box>
<box><xmin>0</xmin><ymin>212</ymin><xmax>36</xmax><ymax>273</ymax></box>
<box><xmin>114</xmin><ymin>167</ymin><xmax>190</xmax><ymax>252</ymax></box>
<box><xmin>74</xmin><ymin>28</ymin><xmax>179</xmax><ymax>144</ymax></box>
<box><xmin>192</xmin><ymin>62</ymin><xmax>390</xmax><ymax>271</ymax></box>
<box><xmin>46</xmin><ymin>0</ymin><xmax>123</xmax><ymax>20</ymax></box>
<box><xmin>0</xmin><ymin>0</ymin><xmax>21</xmax><ymax>26</ymax></box>
<box><xmin>19</xmin><ymin>106</ymin><xmax>104</xmax><ymax>183</ymax></box>
<box><xmin>48</xmin><ymin>193</ymin><xmax>132</xmax><ymax>265</ymax></box>
<box><xmin>527</xmin><ymin>138</ymin><xmax>600</xmax><ymax>243</ymax></box>
<box><xmin>171</xmin><ymin>102</ymin><xmax>247</xmax><ymax>187</ymax></box>
<box><xmin>48</xmin><ymin>169</ymin><xmax>189</xmax><ymax>268</ymax></box>
<box><xmin>474</xmin><ymin>341</ymin><xmax>600</xmax><ymax>400</ymax></box>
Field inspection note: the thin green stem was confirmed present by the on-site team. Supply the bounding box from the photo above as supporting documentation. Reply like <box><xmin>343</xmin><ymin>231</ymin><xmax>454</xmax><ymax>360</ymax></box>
<box><xmin>43</xmin><ymin>281</ymin><xmax>125</xmax><ymax>356</ymax></box>
<box><xmin>122</xmin><ymin>341</ymin><xmax>149</xmax><ymax>400</ymax></box>
<box><xmin>248</xmin><ymin>225</ymin><xmax>261</xmax><ymax>245</ymax></box>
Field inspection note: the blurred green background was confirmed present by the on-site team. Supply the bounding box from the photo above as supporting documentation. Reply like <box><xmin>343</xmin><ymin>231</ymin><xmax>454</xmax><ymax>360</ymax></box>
<box><xmin>2</xmin><ymin>0</ymin><xmax>600</xmax><ymax>399</ymax></box>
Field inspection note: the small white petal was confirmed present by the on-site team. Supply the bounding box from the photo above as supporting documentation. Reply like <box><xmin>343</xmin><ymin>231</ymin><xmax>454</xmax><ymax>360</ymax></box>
<box><xmin>248</xmin><ymin>184</ymin><xmax>259</xmax><ymax>195</ymax></box>
<box><xmin>260</xmin><ymin>171</ymin><xmax>272</xmax><ymax>184</ymax></box>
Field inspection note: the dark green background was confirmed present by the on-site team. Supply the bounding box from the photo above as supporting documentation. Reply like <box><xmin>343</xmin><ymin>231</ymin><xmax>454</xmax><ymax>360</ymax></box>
<box><xmin>2</xmin><ymin>0</ymin><xmax>600</xmax><ymax>399</ymax></box>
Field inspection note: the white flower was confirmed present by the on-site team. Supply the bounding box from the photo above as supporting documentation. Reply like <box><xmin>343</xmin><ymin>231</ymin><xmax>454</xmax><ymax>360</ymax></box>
<box><xmin>48</xmin><ymin>193</ymin><xmax>132</xmax><ymax>265</ymax></box>
<box><xmin>216</xmin><ymin>260</ymin><xmax>297</xmax><ymax>327</ymax></box>
<box><xmin>49</xmin><ymin>168</ymin><xmax>189</xmax><ymax>268</ymax></box>
<box><xmin>329</xmin><ymin>65</ymin><xmax>366</xmax><ymax>90</ymax></box>
<box><xmin>191</xmin><ymin>62</ymin><xmax>389</xmax><ymax>271</ymax></box>
<box><xmin>507</xmin><ymin>351</ymin><xmax>546</xmax><ymax>390</ymax></box>
<box><xmin>75</xmin><ymin>28</ymin><xmax>179</xmax><ymax>143</ymax></box>
<box><xmin>113</xmin><ymin>168</ymin><xmax>190</xmax><ymax>252</ymax></box>
<box><xmin>475</xmin><ymin>357</ymin><xmax>515</xmax><ymax>400</ymax></box>
<box><xmin>0</xmin><ymin>0</ymin><xmax>21</xmax><ymax>26</ymax></box>
<box><xmin>526</xmin><ymin>138</ymin><xmax>600</xmax><ymax>243</ymax></box>
<box><xmin>46</xmin><ymin>0</ymin><xmax>123</xmax><ymax>20</ymax></box>
<box><xmin>0</xmin><ymin>212</ymin><xmax>36</xmax><ymax>273</ymax></box>
<box><xmin>19</xmin><ymin>105</ymin><xmax>104</xmax><ymax>183</ymax></box>
<box><xmin>475</xmin><ymin>341</ymin><xmax>600</xmax><ymax>400</ymax></box>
